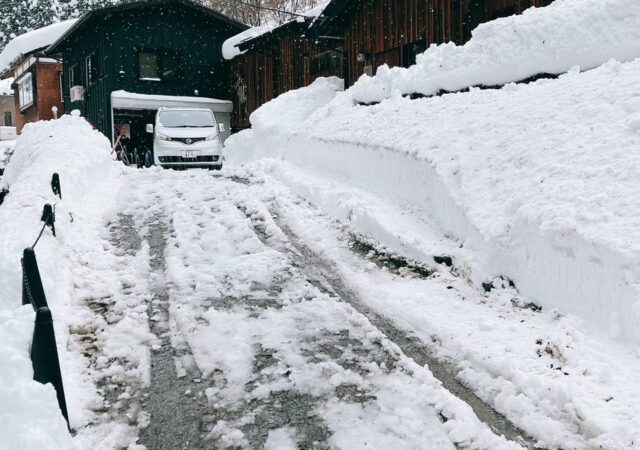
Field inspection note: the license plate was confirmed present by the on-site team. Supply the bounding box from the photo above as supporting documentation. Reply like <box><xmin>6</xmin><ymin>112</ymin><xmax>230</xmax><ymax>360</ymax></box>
<box><xmin>182</xmin><ymin>151</ymin><xmax>197</xmax><ymax>159</ymax></box>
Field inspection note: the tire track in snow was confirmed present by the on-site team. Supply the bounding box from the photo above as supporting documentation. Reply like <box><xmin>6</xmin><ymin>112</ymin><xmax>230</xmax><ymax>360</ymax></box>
<box><xmin>248</xmin><ymin>203</ymin><xmax>539</xmax><ymax>449</ymax></box>
<box><xmin>138</xmin><ymin>215</ymin><xmax>214</xmax><ymax>450</ymax></box>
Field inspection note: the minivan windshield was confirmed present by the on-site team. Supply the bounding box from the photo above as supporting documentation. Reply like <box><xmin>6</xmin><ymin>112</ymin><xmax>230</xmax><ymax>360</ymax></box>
<box><xmin>158</xmin><ymin>110</ymin><xmax>215</xmax><ymax>128</ymax></box>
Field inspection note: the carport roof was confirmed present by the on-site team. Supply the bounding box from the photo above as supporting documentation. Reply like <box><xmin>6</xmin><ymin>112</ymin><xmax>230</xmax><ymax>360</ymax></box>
<box><xmin>111</xmin><ymin>91</ymin><xmax>233</xmax><ymax>113</ymax></box>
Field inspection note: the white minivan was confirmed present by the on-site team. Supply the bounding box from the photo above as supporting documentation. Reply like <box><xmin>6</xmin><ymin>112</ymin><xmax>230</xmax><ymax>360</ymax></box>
<box><xmin>146</xmin><ymin>107</ymin><xmax>224</xmax><ymax>170</ymax></box>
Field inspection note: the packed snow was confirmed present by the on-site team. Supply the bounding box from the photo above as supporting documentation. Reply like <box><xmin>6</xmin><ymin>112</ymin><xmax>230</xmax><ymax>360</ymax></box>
<box><xmin>0</xmin><ymin>116</ymin><xmax>124</xmax><ymax>448</ymax></box>
<box><xmin>349</xmin><ymin>0</ymin><xmax>640</xmax><ymax>103</ymax></box>
<box><xmin>225</xmin><ymin>76</ymin><xmax>343</xmax><ymax>162</ymax></box>
<box><xmin>0</xmin><ymin>19</ymin><xmax>77</xmax><ymax>73</ymax></box>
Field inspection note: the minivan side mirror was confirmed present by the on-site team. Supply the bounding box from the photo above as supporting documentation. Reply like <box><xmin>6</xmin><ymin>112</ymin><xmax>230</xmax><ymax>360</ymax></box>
<box><xmin>218</xmin><ymin>123</ymin><xmax>225</xmax><ymax>133</ymax></box>
<box><xmin>146</xmin><ymin>124</ymin><xmax>154</xmax><ymax>133</ymax></box>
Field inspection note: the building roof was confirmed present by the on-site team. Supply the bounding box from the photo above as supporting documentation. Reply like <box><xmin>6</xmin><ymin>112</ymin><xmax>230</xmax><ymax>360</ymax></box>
<box><xmin>0</xmin><ymin>19</ymin><xmax>77</xmax><ymax>76</ymax></box>
<box><xmin>222</xmin><ymin>0</ymin><xmax>331</xmax><ymax>60</ymax></box>
<box><xmin>47</xmin><ymin>0</ymin><xmax>247</xmax><ymax>54</ymax></box>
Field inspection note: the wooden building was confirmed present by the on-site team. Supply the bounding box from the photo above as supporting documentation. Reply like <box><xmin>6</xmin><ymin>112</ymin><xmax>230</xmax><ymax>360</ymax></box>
<box><xmin>46</xmin><ymin>0</ymin><xmax>246</xmax><ymax>151</ymax></box>
<box><xmin>0</xmin><ymin>21</ymin><xmax>74</xmax><ymax>133</ymax></box>
<box><xmin>231</xmin><ymin>17</ymin><xmax>344</xmax><ymax>128</ymax></box>
<box><xmin>228</xmin><ymin>0</ymin><xmax>554</xmax><ymax>128</ymax></box>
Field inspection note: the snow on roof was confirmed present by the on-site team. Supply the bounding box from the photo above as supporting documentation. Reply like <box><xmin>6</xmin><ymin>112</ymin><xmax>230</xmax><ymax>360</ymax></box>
<box><xmin>222</xmin><ymin>25</ymin><xmax>274</xmax><ymax>60</ymax></box>
<box><xmin>0</xmin><ymin>78</ymin><xmax>13</xmax><ymax>95</ymax></box>
<box><xmin>222</xmin><ymin>1</ymin><xmax>331</xmax><ymax>60</ymax></box>
<box><xmin>110</xmin><ymin>90</ymin><xmax>232</xmax><ymax>112</ymax></box>
<box><xmin>0</xmin><ymin>19</ymin><xmax>78</xmax><ymax>74</ymax></box>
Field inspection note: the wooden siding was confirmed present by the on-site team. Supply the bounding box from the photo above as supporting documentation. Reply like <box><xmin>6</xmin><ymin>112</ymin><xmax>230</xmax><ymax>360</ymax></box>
<box><xmin>233</xmin><ymin>35</ymin><xmax>343</xmax><ymax>128</ymax></box>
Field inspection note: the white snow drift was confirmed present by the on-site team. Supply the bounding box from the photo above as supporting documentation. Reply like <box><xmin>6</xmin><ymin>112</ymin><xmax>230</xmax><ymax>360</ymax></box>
<box><xmin>0</xmin><ymin>116</ymin><xmax>121</xmax><ymax>449</ymax></box>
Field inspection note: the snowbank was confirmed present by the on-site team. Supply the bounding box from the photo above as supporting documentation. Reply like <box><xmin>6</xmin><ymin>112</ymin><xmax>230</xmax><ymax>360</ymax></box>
<box><xmin>288</xmin><ymin>58</ymin><xmax>640</xmax><ymax>342</ymax></box>
<box><xmin>0</xmin><ymin>20</ymin><xmax>77</xmax><ymax>73</ymax></box>
<box><xmin>225</xmin><ymin>77</ymin><xmax>343</xmax><ymax>163</ymax></box>
<box><xmin>0</xmin><ymin>115</ymin><xmax>121</xmax><ymax>448</ymax></box>
<box><xmin>349</xmin><ymin>0</ymin><xmax>640</xmax><ymax>103</ymax></box>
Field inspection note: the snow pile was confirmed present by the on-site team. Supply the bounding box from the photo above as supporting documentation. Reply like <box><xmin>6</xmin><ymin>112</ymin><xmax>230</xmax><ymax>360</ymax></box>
<box><xmin>286</xmin><ymin>58</ymin><xmax>640</xmax><ymax>342</ymax></box>
<box><xmin>0</xmin><ymin>20</ymin><xmax>77</xmax><ymax>72</ymax></box>
<box><xmin>224</xmin><ymin>0</ymin><xmax>640</xmax><ymax>341</ymax></box>
<box><xmin>349</xmin><ymin>0</ymin><xmax>640</xmax><ymax>103</ymax></box>
<box><xmin>0</xmin><ymin>115</ymin><xmax>121</xmax><ymax>448</ymax></box>
<box><xmin>225</xmin><ymin>76</ymin><xmax>343</xmax><ymax>163</ymax></box>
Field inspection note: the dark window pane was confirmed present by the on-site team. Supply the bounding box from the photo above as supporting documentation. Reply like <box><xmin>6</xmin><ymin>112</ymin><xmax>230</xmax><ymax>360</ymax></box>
<box><xmin>139</xmin><ymin>52</ymin><xmax>160</xmax><ymax>80</ymax></box>
<box><xmin>86</xmin><ymin>53</ymin><xmax>99</xmax><ymax>85</ymax></box>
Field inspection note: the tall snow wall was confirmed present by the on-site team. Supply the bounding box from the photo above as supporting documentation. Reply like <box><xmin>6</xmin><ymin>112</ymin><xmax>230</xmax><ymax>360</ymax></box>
<box><xmin>284</xmin><ymin>58</ymin><xmax>640</xmax><ymax>342</ymax></box>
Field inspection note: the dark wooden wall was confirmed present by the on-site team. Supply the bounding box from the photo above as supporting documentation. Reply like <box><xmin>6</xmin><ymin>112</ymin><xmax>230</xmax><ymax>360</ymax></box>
<box><xmin>233</xmin><ymin>34</ymin><xmax>343</xmax><ymax>129</ymax></box>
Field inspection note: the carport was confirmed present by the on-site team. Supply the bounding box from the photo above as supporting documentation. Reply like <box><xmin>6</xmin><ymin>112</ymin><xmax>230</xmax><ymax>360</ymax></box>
<box><xmin>110</xmin><ymin>91</ymin><xmax>233</xmax><ymax>162</ymax></box>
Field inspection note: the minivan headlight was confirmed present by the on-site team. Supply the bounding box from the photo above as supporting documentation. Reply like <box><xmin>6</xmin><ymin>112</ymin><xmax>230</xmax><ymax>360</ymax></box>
<box><xmin>205</xmin><ymin>133</ymin><xmax>219</xmax><ymax>142</ymax></box>
<box><xmin>157</xmin><ymin>133</ymin><xmax>172</xmax><ymax>142</ymax></box>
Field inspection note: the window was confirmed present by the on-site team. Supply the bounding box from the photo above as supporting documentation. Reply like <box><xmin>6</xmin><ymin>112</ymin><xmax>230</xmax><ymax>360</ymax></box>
<box><xmin>158</xmin><ymin>110</ymin><xmax>215</xmax><ymax>128</ymax></box>
<box><xmin>139</xmin><ymin>52</ymin><xmax>160</xmax><ymax>80</ymax></box>
<box><xmin>68</xmin><ymin>64</ymin><xmax>81</xmax><ymax>88</ymax></box>
<box><xmin>311</xmin><ymin>50</ymin><xmax>342</xmax><ymax>76</ymax></box>
<box><xmin>139</xmin><ymin>50</ymin><xmax>183</xmax><ymax>82</ymax></box>
<box><xmin>59</xmin><ymin>71</ymin><xmax>64</xmax><ymax>102</ymax></box>
<box><xmin>17</xmin><ymin>73</ymin><xmax>34</xmax><ymax>110</ymax></box>
<box><xmin>86</xmin><ymin>53</ymin><xmax>99</xmax><ymax>86</ymax></box>
<box><xmin>403</xmin><ymin>40</ymin><xmax>427</xmax><ymax>68</ymax></box>
<box><xmin>4</xmin><ymin>111</ymin><xmax>12</xmax><ymax>126</ymax></box>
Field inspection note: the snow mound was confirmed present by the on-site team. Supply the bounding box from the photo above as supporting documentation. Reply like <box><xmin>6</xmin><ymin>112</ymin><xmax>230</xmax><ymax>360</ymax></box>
<box><xmin>292</xmin><ymin>58</ymin><xmax>640</xmax><ymax>342</ymax></box>
<box><xmin>225</xmin><ymin>77</ymin><xmax>343</xmax><ymax>163</ymax></box>
<box><xmin>0</xmin><ymin>115</ymin><xmax>120</xmax><ymax>447</ymax></box>
<box><xmin>350</xmin><ymin>0</ymin><xmax>640</xmax><ymax>103</ymax></box>
<box><xmin>0</xmin><ymin>19</ymin><xmax>77</xmax><ymax>73</ymax></box>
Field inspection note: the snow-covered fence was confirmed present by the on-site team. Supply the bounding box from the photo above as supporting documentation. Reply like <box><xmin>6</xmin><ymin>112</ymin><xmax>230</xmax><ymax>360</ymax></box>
<box><xmin>20</xmin><ymin>201</ymin><xmax>69</xmax><ymax>430</ymax></box>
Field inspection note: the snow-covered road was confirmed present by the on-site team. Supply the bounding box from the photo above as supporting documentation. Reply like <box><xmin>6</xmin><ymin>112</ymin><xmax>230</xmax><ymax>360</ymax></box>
<box><xmin>68</xmin><ymin>165</ymin><xmax>640</xmax><ymax>450</ymax></box>
<box><xmin>68</xmin><ymin>167</ymin><xmax>531</xmax><ymax>450</ymax></box>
